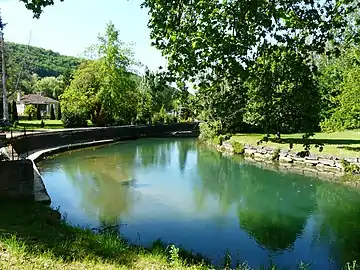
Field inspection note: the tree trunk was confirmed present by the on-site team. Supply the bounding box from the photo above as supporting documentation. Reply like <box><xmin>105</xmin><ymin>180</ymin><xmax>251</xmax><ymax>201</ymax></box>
<box><xmin>0</xmin><ymin>31</ymin><xmax>9</xmax><ymax>122</ymax></box>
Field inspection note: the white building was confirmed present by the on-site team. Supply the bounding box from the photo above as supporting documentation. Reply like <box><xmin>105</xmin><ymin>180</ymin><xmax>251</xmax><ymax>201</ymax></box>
<box><xmin>16</xmin><ymin>93</ymin><xmax>59</xmax><ymax>117</ymax></box>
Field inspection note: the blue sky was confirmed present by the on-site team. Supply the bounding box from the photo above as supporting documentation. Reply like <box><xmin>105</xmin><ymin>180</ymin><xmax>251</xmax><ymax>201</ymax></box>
<box><xmin>0</xmin><ymin>0</ymin><xmax>166</xmax><ymax>73</ymax></box>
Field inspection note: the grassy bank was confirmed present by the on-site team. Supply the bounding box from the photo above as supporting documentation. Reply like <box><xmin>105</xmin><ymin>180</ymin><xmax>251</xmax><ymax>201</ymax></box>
<box><xmin>0</xmin><ymin>199</ymin><xmax>358</xmax><ymax>269</ymax></box>
<box><xmin>1</xmin><ymin>120</ymin><xmax>97</xmax><ymax>132</ymax></box>
<box><xmin>0</xmin><ymin>201</ymin><xmax>210</xmax><ymax>270</ymax></box>
<box><xmin>231</xmin><ymin>130</ymin><xmax>360</xmax><ymax>158</ymax></box>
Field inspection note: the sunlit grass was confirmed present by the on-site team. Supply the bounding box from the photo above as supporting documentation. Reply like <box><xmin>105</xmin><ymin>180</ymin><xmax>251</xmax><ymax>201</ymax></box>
<box><xmin>0</xmin><ymin>201</ymin><xmax>358</xmax><ymax>269</ymax></box>
<box><xmin>231</xmin><ymin>130</ymin><xmax>360</xmax><ymax>158</ymax></box>
<box><xmin>4</xmin><ymin>120</ymin><xmax>97</xmax><ymax>131</ymax></box>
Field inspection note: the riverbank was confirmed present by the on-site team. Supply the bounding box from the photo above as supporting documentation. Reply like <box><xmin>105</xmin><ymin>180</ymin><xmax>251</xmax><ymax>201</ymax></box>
<box><xmin>0</xmin><ymin>201</ymin><xmax>209</xmax><ymax>270</ymax></box>
<box><xmin>1</xmin><ymin>201</ymin><xmax>358</xmax><ymax>270</ymax></box>
<box><xmin>2</xmin><ymin>201</ymin><xmax>357</xmax><ymax>270</ymax></box>
<box><xmin>205</xmin><ymin>136</ymin><xmax>360</xmax><ymax>187</ymax></box>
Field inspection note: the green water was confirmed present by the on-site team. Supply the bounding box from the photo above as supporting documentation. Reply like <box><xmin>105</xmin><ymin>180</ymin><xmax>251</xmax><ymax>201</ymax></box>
<box><xmin>38</xmin><ymin>138</ymin><xmax>360</xmax><ymax>269</ymax></box>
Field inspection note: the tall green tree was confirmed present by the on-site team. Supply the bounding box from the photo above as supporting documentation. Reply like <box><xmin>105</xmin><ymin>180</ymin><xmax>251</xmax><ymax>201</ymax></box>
<box><xmin>96</xmin><ymin>22</ymin><xmax>138</xmax><ymax>124</ymax></box>
<box><xmin>33</xmin><ymin>76</ymin><xmax>64</xmax><ymax>99</ymax></box>
<box><xmin>244</xmin><ymin>47</ymin><xmax>321</xmax><ymax>137</ymax></box>
<box><xmin>142</xmin><ymin>0</ymin><xmax>357</xmax><ymax>85</ymax></box>
<box><xmin>60</xmin><ymin>60</ymin><xmax>103</xmax><ymax>124</ymax></box>
<box><xmin>321</xmin><ymin>64</ymin><xmax>360</xmax><ymax>131</ymax></box>
<box><xmin>61</xmin><ymin>22</ymin><xmax>138</xmax><ymax>126</ymax></box>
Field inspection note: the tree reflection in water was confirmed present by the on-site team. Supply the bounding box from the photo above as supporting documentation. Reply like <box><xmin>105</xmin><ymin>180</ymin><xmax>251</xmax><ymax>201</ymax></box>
<box><xmin>194</xmin><ymin>146</ymin><xmax>317</xmax><ymax>251</ymax></box>
<box><xmin>61</xmin><ymin>146</ymin><xmax>138</xmax><ymax>226</ymax></box>
<box><xmin>45</xmin><ymin>139</ymin><xmax>360</xmax><ymax>266</ymax></box>
<box><xmin>314</xmin><ymin>183</ymin><xmax>360</xmax><ymax>264</ymax></box>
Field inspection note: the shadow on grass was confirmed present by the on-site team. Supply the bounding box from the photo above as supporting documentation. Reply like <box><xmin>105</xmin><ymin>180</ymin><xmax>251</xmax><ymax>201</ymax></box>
<box><xmin>338</xmin><ymin>146</ymin><xmax>360</xmax><ymax>153</ymax></box>
<box><xmin>0</xmin><ymin>201</ymin><xmax>209</xmax><ymax>268</ymax></box>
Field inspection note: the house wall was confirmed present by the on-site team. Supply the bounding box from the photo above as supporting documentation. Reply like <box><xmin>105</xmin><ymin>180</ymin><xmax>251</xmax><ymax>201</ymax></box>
<box><xmin>17</xmin><ymin>103</ymin><xmax>26</xmax><ymax>116</ymax></box>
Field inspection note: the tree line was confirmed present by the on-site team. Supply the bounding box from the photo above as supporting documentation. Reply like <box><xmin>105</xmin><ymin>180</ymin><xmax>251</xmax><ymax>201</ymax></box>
<box><xmin>7</xmin><ymin>0</ymin><xmax>360</xmax><ymax>135</ymax></box>
<box><xmin>60</xmin><ymin>22</ymin><xmax>190</xmax><ymax>127</ymax></box>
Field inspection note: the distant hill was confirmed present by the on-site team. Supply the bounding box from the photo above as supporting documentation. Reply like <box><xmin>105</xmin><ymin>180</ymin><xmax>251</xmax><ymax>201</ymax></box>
<box><xmin>5</xmin><ymin>42</ymin><xmax>82</xmax><ymax>78</ymax></box>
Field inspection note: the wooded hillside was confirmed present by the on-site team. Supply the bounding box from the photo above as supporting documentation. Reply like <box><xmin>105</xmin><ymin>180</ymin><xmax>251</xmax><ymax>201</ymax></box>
<box><xmin>5</xmin><ymin>42</ymin><xmax>81</xmax><ymax>78</ymax></box>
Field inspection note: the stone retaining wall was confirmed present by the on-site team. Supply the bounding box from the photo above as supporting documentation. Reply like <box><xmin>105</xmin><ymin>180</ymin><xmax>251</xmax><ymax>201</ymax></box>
<box><xmin>219</xmin><ymin>141</ymin><xmax>360</xmax><ymax>181</ymax></box>
<box><xmin>11</xmin><ymin>123</ymin><xmax>199</xmax><ymax>156</ymax></box>
<box><xmin>0</xmin><ymin>160</ymin><xmax>34</xmax><ymax>200</ymax></box>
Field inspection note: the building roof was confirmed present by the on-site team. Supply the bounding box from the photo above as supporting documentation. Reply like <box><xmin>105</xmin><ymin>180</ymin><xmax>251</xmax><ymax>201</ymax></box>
<box><xmin>20</xmin><ymin>94</ymin><xmax>59</xmax><ymax>105</ymax></box>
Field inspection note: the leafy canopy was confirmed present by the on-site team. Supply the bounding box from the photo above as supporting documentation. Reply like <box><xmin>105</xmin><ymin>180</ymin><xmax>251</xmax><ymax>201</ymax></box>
<box><xmin>60</xmin><ymin>22</ymin><xmax>138</xmax><ymax>126</ymax></box>
<box><xmin>142</xmin><ymin>0</ymin><xmax>357</xmax><ymax>84</ymax></box>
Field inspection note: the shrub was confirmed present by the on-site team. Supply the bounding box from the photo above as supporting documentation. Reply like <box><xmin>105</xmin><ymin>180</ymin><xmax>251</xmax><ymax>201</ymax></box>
<box><xmin>215</xmin><ymin>135</ymin><xmax>227</xmax><ymax>146</ymax></box>
<box><xmin>231</xmin><ymin>141</ymin><xmax>245</xmax><ymax>155</ymax></box>
<box><xmin>271</xmin><ymin>148</ymin><xmax>281</xmax><ymax>161</ymax></box>
<box><xmin>62</xmin><ymin>110</ymin><xmax>88</xmax><ymax>128</ymax></box>
<box><xmin>50</xmin><ymin>105</ymin><xmax>56</xmax><ymax>120</ymax></box>
<box><xmin>341</xmin><ymin>159</ymin><xmax>360</xmax><ymax>174</ymax></box>
<box><xmin>24</xmin><ymin>105</ymin><xmax>36</xmax><ymax>120</ymax></box>
<box><xmin>199</xmin><ymin>121</ymin><xmax>221</xmax><ymax>141</ymax></box>
<box><xmin>165</xmin><ymin>114</ymin><xmax>177</xmax><ymax>124</ymax></box>
<box><xmin>152</xmin><ymin>112</ymin><xmax>164</xmax><ymax>124</ymax></box>
<box><xmin>213</xmin><ymin>136</ymin><xmax>223</xmax><ymax>146</ymax></box>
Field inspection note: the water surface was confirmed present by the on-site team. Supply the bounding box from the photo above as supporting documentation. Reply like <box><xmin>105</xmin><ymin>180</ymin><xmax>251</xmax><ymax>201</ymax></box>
<box><xmin>38</xmin><ymin>138</ymin><xmax>360</xmax><ymax>269</ymax></box>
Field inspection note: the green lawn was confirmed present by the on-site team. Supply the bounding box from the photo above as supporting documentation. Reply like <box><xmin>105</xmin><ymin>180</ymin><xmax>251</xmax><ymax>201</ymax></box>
<box><xmin>231</xmin><ymin>130</ymin><xmax>360</xmax><ymax>158</ymax></box>
<box><xmin>6</xmin><ymin>120</ymin><xmax>96</xmax><ymax>131</ymax></box>
<box><xmin>15</xmin><ymin>120</ymin><xmax>64</xmax><ymax>130</ymax></box>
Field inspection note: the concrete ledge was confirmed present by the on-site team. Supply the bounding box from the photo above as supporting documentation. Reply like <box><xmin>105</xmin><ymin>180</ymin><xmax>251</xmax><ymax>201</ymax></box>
<box><xmin>5</xmin><ymin>123</ymin><xmax>199</xmax><ymax>204</ymax></box>
<box><xmin>0</xmin><ymin>160</ymin><xmax>34</xmax><ymax>200</ymax></box>
<box><xmin>28</xmin><ymin>139</ymin><xmax>119</xmax><ymax>204</ymax></box>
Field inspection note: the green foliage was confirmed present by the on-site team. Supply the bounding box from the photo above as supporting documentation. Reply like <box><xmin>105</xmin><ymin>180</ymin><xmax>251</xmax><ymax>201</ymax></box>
<box><xmin>40</xmin><ymin>120</ymin><xmax>45</xmax><ymax>128</ymax></box>
<box><xmin>136</xmin><ymin>68</ymin><xmax>180</xmax><ymax>124</ymax></box>
<box><xmin>271</xmin><ymin>148</ymin><xmax>281</xmax><ymax>162</ymax></box>
<box><xmin>143</xmin><ymin>0</ymin><xmax>359</xmax><ymax>138</ymax></box>
<box><xmin>213</xmin><ymin>135</ymin><xmax>224</xmax><ymax>146</ymax></box>
<box><xmin>199</xmin><ymin>121</ymin><xmax>221</xmax><ymax>141</ymax></box>
<box><xmin>143</xmin><ymin>0</ymin><xmax>355</xmax><ymax>85</ymax></box>
<box><xmin>62</xmin><ymin>110</ymin><xmax>88</xmax><ymax>128</ymax></box>
<box><xmin>5</xmin><ymin>42</ymin><xmax>81</xmax><ymax>78</ymax></box>
<box><xmin>33</xmin><ymin>76</ymin><xmax>64</xmax><ymax>99</ymax></box>
<box><xmin>61</xmin><ymin>23</ymin><xmax>138</xmax><ymax>126</ymax></box>
<box><xmin>244</xmin><ymin>47</ymin><xmax>321</xmax><ymax>136</ymax></box>
<box><xmin>19</xmin><ymin>0</ymin><xmax>64</xmax><ymax>18</ymax></box>
<box><xmin>24</xmin><ymin>105</ymin><xmax>36</xmax><ymax>120</ymax></box>
<box><xmin>169</xmin><ymin>244</ymin><xmax>180</xmax><ymax>266</ymax></box>
<box><xmin>231</xmin><ymin>141</ymin><xmax>245</xmax><ymax>155</ymax></box>
<box><xmin>320</xmin><ymin>62</ymin><xmax>360</xmax><ymax>131</ymax></box>
<box><xmin>151</xmin><ymin>106</ymin><xmax>168</xmax><ymax>124</ymax></box>
<box><xmin>341</xmin><ymin>159</ymin><xmax>360</xmax><ymax>174</ymax></box>
<box><xmin>195</xmin><ymin>81</ymin><xmax>246</xmax><ymax>134</ymax></box>
<box><xmin>50</xmin><ymin>105</ymin><xmax>55</xmax><ymax>120</ymax></box>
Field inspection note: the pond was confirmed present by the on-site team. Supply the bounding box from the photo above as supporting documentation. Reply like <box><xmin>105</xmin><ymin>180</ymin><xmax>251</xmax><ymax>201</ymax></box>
<box><xmin>38</xmin><ymin>138</ymin><xmax>360</xmax><ymax>269</ymax></box>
